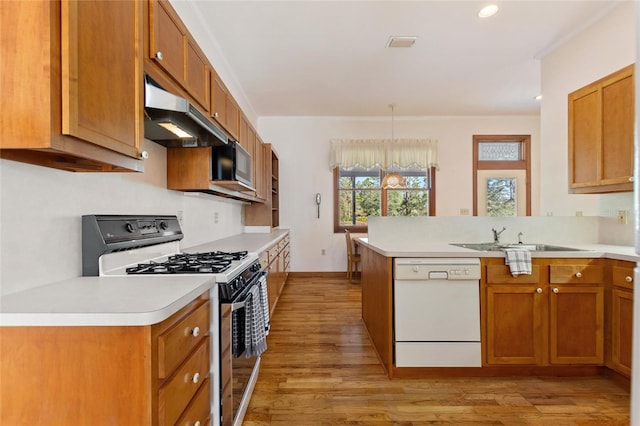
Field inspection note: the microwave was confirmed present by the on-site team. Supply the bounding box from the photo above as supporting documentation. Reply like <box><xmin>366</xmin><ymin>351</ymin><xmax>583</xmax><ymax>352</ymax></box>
<box><xmin>211</xmin><ymin>141</ymin><xmax>254</xmax><ymax>190</ymax></box>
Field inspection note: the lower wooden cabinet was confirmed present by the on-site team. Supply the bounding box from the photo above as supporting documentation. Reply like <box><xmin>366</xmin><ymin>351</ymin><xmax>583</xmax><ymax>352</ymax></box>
<box><xmin>483</xmin><ymin>258</ymin><xmax>605</xmax><ymax>366</ymax></box>
<box><xmin>0</xmin><ymin>293</ymin><xmax>211</xmax><ymax>425</ymax></box>
<box><xmin>608</xmin><ymin>262</ymin><xmax>634</xmax><ymax>377</ymax></box>
<box><xmin>266</xmin><ymin>234</ymin><xmax>290</xmax><ymax>315</ymax></box>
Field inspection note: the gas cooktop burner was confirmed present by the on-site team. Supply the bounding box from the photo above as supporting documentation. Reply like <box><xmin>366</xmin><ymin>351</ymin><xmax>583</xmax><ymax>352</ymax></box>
<box><xmin>125</xmin><ymin>250</ymin><xmax>248</xmax><ymax>275</ymax></box>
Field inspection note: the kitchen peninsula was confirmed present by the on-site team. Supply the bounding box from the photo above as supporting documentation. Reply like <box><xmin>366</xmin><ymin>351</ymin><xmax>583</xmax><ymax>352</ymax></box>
<box><xmin>358</xmin><ymin>216</ymin><xmax>636</xmax><ymax>382</ymax></box>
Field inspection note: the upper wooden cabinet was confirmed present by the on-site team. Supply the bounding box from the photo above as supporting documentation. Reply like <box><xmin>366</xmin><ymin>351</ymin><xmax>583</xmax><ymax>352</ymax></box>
<box><xmin>245</xmin><ymin>144</ymin><xmax>280</xmax><ymax>227</ymax></box>
<box><xmin>568</xmin><ymin>64</ymin><xmax>635</xmax><ymax>193</ymax></box>
<box><xmin>0</xmin><ymin>0</ymin><xmax>144</xmax><ymax>172</ymax></box>
<box><xmin>211</xmin><ymin>73</ymin><xmax>240</xmax><ymax>140</ymax></box>
<box><xmin>148</xmin><ymin>0</ymin><xmax>209</xmax><ymax>112</ymax></box>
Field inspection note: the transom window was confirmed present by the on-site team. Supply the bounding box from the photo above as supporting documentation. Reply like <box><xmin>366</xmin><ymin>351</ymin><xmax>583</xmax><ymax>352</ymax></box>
<box><xmin>473</xmin><ymin>135</ymin><xmax>531</xmax><ymax>216</ymax></box>
<box><xmin>334</xmin><ymin>166</ymin><xmax>436</xmax><ymax>233</ymax></box>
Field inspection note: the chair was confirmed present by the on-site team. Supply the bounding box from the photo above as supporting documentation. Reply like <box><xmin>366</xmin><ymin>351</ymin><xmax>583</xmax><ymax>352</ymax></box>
<box><xmin>345</xmin><ymin>229</ymin><xmax>362</xmax><ymax>282</ymax></box>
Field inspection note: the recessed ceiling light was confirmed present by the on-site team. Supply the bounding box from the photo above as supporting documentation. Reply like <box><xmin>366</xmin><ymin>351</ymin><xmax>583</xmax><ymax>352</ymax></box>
<box><xmin>478</xmin><ymin>4</ymin><xmax>499</xmax><ymax>18</ymax></box>
<box><xmin>386</xmin><ymin>36</ymin><xmax>417</xmax><ymax>48</ymax></box>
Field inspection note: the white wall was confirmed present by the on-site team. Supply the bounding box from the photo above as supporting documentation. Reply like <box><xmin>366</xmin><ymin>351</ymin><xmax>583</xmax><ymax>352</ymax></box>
<box><xmin>539</xmin><ymin>1</ymin><xmax>636</xmax><ymax>217</ymax></box>
<box><xmin>259</xmin><ymin>115</ymin><xmax>540</xmax><ymax>272</ymax></box>
<box><xmin>0</xmin><ymin>140</ymin><xmax>245</xmax><ymax>296</ymax></box>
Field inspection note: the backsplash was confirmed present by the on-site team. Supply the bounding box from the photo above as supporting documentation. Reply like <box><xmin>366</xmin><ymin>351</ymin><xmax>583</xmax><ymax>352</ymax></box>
<box><xmin>0</xmin><ymin>140</ymin><xmax>245</xmax><ymax>296</ymax></box>
<box><xmin>368</xmin><ymin>216</ymin><xmax>633</xmax><ymax>247</ymax></box>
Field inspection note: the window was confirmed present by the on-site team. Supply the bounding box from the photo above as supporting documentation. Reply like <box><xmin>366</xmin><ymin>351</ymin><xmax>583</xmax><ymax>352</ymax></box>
<box><xmin>334</xmin><ymin>166</ymin><xmax>436</xmax><ymax>232</ymax></box>
<box><xmin>473</xmin><ymin>135</ymin><xmax>531</xmax><ymax>216</ymax></box>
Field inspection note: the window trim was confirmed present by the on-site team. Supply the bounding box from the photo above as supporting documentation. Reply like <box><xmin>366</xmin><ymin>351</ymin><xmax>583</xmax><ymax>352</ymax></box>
<box><xmin>333</xmin><ymin>168</ymin><xmax>436</xmax><ymax>233</ymax></box>
<box><xmin>472</xmin><ymin>134</ymin><xmax>531</xmax><ymax>216</ymax></box>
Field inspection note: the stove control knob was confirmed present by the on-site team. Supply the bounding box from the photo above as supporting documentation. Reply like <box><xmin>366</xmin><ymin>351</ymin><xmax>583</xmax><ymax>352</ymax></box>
<box><xmin>159</xmin><ymin>221</ymin><xmax>169</xmax><ymax>230</ymax></box>
<box><xmin>125</xmin><ymin>223</ymin><xmax>135</xmax><ymax>233</ymax></box>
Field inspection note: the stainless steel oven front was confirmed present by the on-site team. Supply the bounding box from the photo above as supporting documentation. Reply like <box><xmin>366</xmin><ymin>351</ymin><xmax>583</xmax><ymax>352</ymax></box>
<box><xmin>219</xmin><ymin>269</ymin><xmax>267</xmax><ymax>426</ymax></box>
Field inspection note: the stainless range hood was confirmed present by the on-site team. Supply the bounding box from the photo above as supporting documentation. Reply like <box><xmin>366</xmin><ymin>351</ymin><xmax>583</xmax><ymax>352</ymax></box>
<box><xmin>144</xmin><ymin>74</ymin><xmax>228</xmax><ymax>147</ymax></box>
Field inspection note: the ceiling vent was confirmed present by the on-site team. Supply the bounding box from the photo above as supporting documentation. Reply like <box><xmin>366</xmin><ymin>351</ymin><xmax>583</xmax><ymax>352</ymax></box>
<box><xmin>386</xmin><ymin>36</ymin><xmax>417</xmax><ymax>48</ymax></box>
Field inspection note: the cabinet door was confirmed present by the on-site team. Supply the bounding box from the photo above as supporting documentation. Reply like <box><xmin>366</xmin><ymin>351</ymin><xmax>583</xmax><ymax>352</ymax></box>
<box><xmin>149</xmin><ymin>0</ymin><xmax>184</xmax><ymax>85</ymax></box>
<box><xmin>569</xmin><ymin>86</ymin><xmax>600</xmax><ymax>188</ymax></box>
<box><xmin>62</xmin><ymin>0</ymin><xmax>141</xmax><ymax>158</ymax></box>
<box><xmin>185</xmin><ymin>39</ymin><xmax>210</xmax><ymax>112</ymax></box>
<box><xmin>601</xmin><ymin>70</ymin><xmax>634</xmax><ymax>185</ymax></box>
<box><xmin>611</xmin><ymin>288</ymin><xmax>633</xmax><ymax>376</ymax></box>
<box><xmin>549</xmin><ymin>285</ymin><xmax>604</xmax><ymax>364</ymax></box>
<box><xmin>485</xmin><ymin>285</ymin><xmax>545</xmax><ymax>365</ymax></box>
<box><xmin>211</xmin><ymin>74</ymin><xmax>228</xmax><ymax>128</ymax></box>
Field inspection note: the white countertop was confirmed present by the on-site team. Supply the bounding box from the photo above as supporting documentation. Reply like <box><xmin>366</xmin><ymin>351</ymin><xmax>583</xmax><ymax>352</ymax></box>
<box><xmin>0</xmin><ymin>276</ymin><xmax>215</xmax><ymax>326</ymax></box>
<box><xmin>357</xmin><ymin>238</ymin><xmax>639</xmax><ymax>262</ymax></box>
<box><xmin>184</xmin><ymin>229</ymin><xmax>289</xmax><ymax>255</ymax></box>
<box><xmin>0</xmin><ymin>230</ymin><xmax>289</xmax><ymax>327</ymax></box>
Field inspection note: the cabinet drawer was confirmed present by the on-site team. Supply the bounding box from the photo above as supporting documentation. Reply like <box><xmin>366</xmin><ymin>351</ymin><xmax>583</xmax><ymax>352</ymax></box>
<box><xmin>268</xmin><ymin>244</ymin><xmax>279</xmax><ymax>263</ymax></box>
<box><xmin>612</xmin><ymin>266</ymin><xmax>634</xmax><ymax>290</ymax></box>
<box><xmin>176</xmin><ymin>376</ymin><xmax>211</xmax><ymax>426</ymax></box>
<box><xmin>486</xmin><ymin>265</ymin><xmax>540</xmax><ymax>284</ymax></box>
<box><xmin>259</xmin><ymin>251</ymin><xmax>269</xmax><ymax>271</ymax></box>
<box><xmin>158</xmin><ymin>301</ymin><xmax>210</xmax><ymax>379</ymax></box>
<box><xmin>549</xmin><ymin>265</ymin><xmax>603</xmax><ymax>284</ymax></box>
<box><xmin>159</xmin><ymin>339</ymin><xmax>210</xmax><ymax>426</ymax></box>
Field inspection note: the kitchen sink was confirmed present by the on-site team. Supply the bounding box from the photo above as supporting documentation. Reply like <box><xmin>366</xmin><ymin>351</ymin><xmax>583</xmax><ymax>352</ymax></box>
<box><xmin>450</xmin><ymin>243</ymin><xmax>584</xmax><ymax>252</ymax></box>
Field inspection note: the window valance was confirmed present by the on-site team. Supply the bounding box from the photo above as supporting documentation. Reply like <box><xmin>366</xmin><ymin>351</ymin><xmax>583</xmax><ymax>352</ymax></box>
<box><xmin>330</xmin><ymin>138</ymin><xmax>439</xmax><ymax>170</ymax></box>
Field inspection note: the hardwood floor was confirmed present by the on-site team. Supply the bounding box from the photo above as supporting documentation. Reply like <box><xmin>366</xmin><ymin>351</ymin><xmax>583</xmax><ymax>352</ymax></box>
<box><xmin>243</xmin><ymin>276</ymin><xmax>630</xmax><ymax>425</ymax></box>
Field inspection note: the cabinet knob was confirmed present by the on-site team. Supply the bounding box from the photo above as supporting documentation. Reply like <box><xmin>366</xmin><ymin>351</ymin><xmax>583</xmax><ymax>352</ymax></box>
<box><xmin>194</xmin><ymin>422</ymin><xmax>201</xmax><ymax>426</ymax></box>
<box><xmin>192</xmin><ymin>372</ymin><xmax>200</xmax><ymax>384</ymax></box>
<box><xmin>139</xmin><ymin>150</ymin><xmax>149</xmax><ymax>160</ymax></box>
<box><xmin>155</xmin><ymin>51</ymin><xmax>163</xmax><ymax>61</ymax></box>
<box><xmin>536</xmin><ymin>288</ymin><xmax>542</xmax><ymax>294</ymax></box>
<box><xmin>214</xmin><ymin>112</ymin><xmax>219</xmax><ymax>118</ymax></box>
<box><xmin>626</xmin><ymin>276</ymin><xmax>633</xmax><ymax>283</ymax></box>
<box><xmin>629</xmin><ymin>176</ymin><xmax>635</xmax><ymax>182</ymax></box>
<box><xmin>575</xmin><ymin>272</ymin><xmax>582</xmax><ymax>278</ymax></box>
<box><xmin>553</xmin><ymin>287</ymin><xmax>559</xmax><ymax>294</ymax></box>
<box><xmin>412</xmin><ymin>266</ymin><xmax>419</xmax><ymax>273</ymax></box>
<box><xmin>191</xmin><ymin>326</ymin><xmax>200</xmax><ymax>337</ymax></box>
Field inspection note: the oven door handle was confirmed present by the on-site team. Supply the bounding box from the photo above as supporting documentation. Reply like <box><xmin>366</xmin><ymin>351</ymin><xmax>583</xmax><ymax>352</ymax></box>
<box><xmin>231</xmin><ymin>299</ymin><xmax>246</xmax><ymax>311</ymax></box>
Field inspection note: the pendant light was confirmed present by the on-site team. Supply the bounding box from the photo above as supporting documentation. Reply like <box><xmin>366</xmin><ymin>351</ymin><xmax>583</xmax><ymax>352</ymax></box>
<box><xmin>382</xmin><ymin>104</ymin><xmax>406</xmax><ymax>189</ymax></box>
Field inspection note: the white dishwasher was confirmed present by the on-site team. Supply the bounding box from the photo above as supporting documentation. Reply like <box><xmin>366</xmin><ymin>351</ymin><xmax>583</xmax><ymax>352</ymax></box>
<box><xmin>394</xmin><ymin>257</ymin><xmax>482</xmax><ymax>367</ymax></box>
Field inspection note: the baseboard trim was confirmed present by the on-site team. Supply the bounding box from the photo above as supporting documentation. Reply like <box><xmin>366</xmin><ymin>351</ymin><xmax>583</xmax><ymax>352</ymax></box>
<box><xmin>288</xmin><ymin>272</ymin><xmax>348</xmax><ymax>279</ymax></box>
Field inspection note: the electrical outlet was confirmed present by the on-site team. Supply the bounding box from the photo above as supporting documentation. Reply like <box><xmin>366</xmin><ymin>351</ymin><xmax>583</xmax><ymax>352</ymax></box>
<box><xmin>460</xmin><ymin>208</ymin><xmax>469</xmax><ymax>216</ymax></box>
<box><xmin>617</xmin><ymin>210</ymin><xmax>628</xmax><ymax>224</ymax></box>
<box><xmin>575</xmin><ymin>211</ymin><xmax>582</xmax><ymax>217</ymax></box>
<box><xmin>321</xmin><ymin>249</ymin><xmax>326</xmax><ymax>255</ymax></box>
<box><xmin>214</xmin><ymin>212</ymin><xmax>219</xmax><ymax>224</ymax></box>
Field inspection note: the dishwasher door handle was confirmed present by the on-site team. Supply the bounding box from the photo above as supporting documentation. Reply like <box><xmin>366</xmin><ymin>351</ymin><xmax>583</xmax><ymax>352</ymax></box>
<box><xmin>428</xmin><ymin>271</ymin><xmax>449</xmax><ymax>280</ymax></box>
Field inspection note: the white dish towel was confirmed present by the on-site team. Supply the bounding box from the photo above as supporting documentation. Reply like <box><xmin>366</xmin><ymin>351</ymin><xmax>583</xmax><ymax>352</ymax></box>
<box><xmin>503</xmin><ymin>248</ymin><xmax>532</xmax><ymax>277</ymax></box>
<box><xmin>244</xmin><ymin>284</ymin><xmax>268</xmax><ymax>358</ymax></box>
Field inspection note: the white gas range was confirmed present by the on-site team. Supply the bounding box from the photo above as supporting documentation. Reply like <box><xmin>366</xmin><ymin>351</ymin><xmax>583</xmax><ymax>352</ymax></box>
<box><xmin>81</xmin><ymin>215</ymin><xmax>268</xmax><ymax>426</ymax></box>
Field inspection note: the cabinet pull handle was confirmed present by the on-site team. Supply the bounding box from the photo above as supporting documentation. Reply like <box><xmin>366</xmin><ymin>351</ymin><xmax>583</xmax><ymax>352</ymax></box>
<box><xmin>192</xmin><ymin>372</ymin><xmax>200</xmax><ymax>384</ymax></box>
<box><xmin>154</xmin><ymin>51</ymin><xmax>163</xmax><ymax>61</ymax></box>
<box><xmin>536</xmin><ymin>288</ymin><xmax>542</xmax><ymax>294</ymax></box>
<box><xmin>553</xmin><ymin>287</ymin><xmax>559</xmax><ymax>294</ymax></box>
<box><xmin>626</xmin><ymin>276</ymin><xmax>633</xmax><ymax>283</ymax></box>
<box><xmin>575</xmin><ymin>272</ymin><xmax>582</xmax><ymax>278</ymax></box>
<box><xmin>191</xmin><ymin>326</ymin><xmax>200</xmax><ymax>337</ymax></box>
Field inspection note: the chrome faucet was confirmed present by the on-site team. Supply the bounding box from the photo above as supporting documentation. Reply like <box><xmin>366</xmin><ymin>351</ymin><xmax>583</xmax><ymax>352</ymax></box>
<box><xmin>492</xmin><ymin>227</ymin><xmax>506</xmax><ymax>243</ymax></box>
